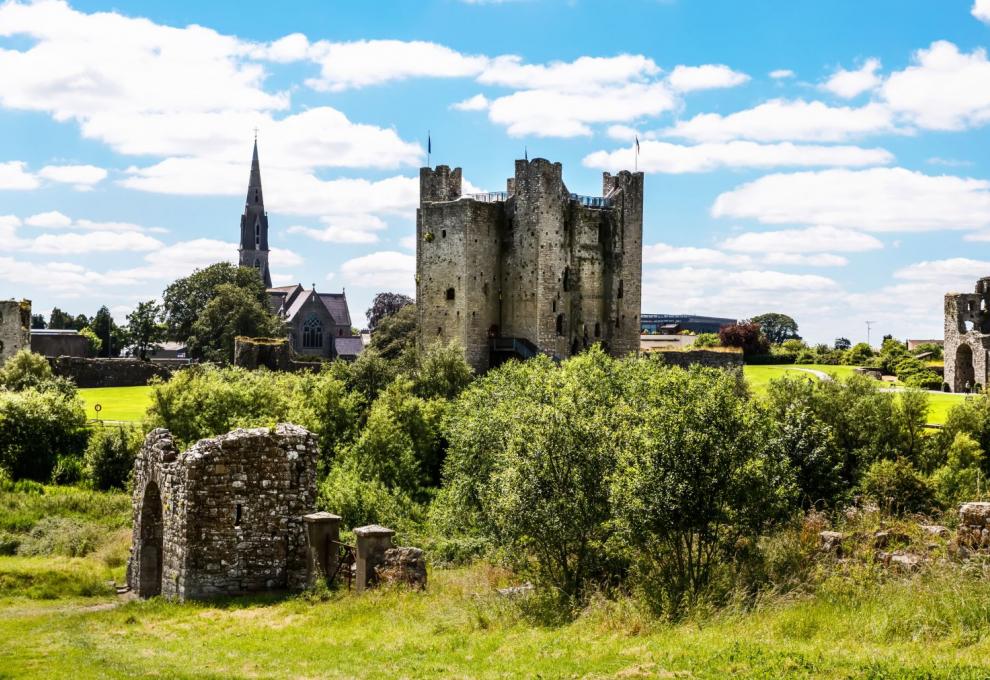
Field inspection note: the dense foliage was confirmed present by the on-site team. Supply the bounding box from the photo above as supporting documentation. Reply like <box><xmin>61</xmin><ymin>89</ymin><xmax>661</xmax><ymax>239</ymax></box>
<box><xmin>751</xmin><ymin>312</ymin><xmax>800</xmax><ymax>344</ymax></box>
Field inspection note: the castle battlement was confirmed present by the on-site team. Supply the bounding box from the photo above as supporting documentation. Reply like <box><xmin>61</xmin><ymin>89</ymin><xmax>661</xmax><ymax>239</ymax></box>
<box><xmin>416</xmin><ymin>158</ymin><xmax>643</xmax><ymax>372</ymax></box>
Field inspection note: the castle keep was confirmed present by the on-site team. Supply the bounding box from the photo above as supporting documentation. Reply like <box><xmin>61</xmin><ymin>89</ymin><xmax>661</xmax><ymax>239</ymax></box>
<box><xmin>944</xmin><ymin>276</ymin><xmax>990</xmax><ymax>392</ymax></box>
<box><xmin>416</xmin><ymin>158</ymin><xmax>643</xmax><ymax>372</ymax></box>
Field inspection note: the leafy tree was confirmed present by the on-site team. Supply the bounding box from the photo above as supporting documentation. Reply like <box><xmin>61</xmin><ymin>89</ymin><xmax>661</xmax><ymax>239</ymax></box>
<box><xmin>719</xmin><ymin>321</ymin><xmax>769</xmax><ymax>356</ymax></box>
<box><xmin>752</xmin><ymin>313</ymin><xmax>800</xmax><ymax>345</ymax></box>
<box><xmin>414</xmin><ymin>340</ymin><xmax>474</xmax><ymax>401</ymax></box>
<box><xmin>861</xmin><ymin>458</ymin><xmax>936</xmax><ymax>515</ymax></box>
<box><xmin>366</xmin><ymin>292</ymin><xmax>413</xmax><ymax>331</ymax></box>
<box><xmin>346</xmin><ymin>347</ymin><xmax>397</xmax><ymax>402</ymax></box>
<box><xmin>186</xmin><ymin>284</ymin><xmax>282</xmax><ymax>363</ymax></box>
<box><xmin>771</xmin><ymin>404</ymin><xmax>845</xmax><ymax>507</ymax></box>
<box><xmin>370</xmin><ymin>303</ymin><xmax>417</xmax><ymax>362</ymax></box>
<box><xmin>931</xmin><ymin>433</ymin><xmax>985</xmax><ymax>507</ymax></box>
<box><xmin>894</xmin><ymin>357</ymin><xmax>941</xmax><ymax>390</ymax></box>
<box><xmin>844</xmin><ymin>342</ymin><xmax>874</xmax><ymax>365</ymax></box>
<box><xmin>0</xmin><ymin>349</ymin><xmax>53</xmax><ymax>391</ymax></box>
<box><xmin>0</xmin><ymin>388</ymin><xmax>88</xmax><ymax>481</ymax></box>
<box><xmin>78</xmin><ymin>327</ymin><xmax>102</xmax><ymax>356</ymax></box>
<box><xmin>162</xmin><ymin>262</ymin><xmax>270</xmax><ymax>342</ymax></box>
<box><xmin>91</xmin><ymin>306</ymin><xmax>126</xmax><ymax>357</ymax></box>
<box><xmin>692</xmin><ymin>332</ymin><xmax>720</xmax><ymax>348</ymax></box>
<box><xmin>912</xmin><ymin>342</ymin><xmax>944</xmax><ymax>360</ymax></box>
<box><xmin>48</xmin><ymin>307</ymin><xmax>72</xmax><ymax>329</ymax></box>
<box><xmin>612</xmin><ymin>364</ymin><xmax>796</xmax><ymax>613</ymax></box>
<box><xmin>84</xmin><ymin>425</ymin><xmax>141</xmax><ymax>491</ymax></box>
<box><xmin>30</xmin><ymin>314</ymin><xmax>46</xmax><ymax>329</ymax></box>
<box><xmin>834</xmin><ymin>337</ymin><xmax>852</xmax><ymax>351</ymax></box>
<box><xmin>126</xmin><ymin>300</ymin><xmax>166</xmax><ymax>360</ymax></box>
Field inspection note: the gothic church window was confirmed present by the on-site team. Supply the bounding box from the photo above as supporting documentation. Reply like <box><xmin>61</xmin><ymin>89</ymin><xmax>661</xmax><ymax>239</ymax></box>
<box><xmin>303</xmin><ymin>316</ymin><xmax>323</xmax><ymax>349</ymax></box>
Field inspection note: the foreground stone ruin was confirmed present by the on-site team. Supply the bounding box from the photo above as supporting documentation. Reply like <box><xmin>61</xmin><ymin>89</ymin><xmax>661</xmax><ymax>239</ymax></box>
<box><xmin>128</xmin><ymin>424</ymin><xmax>426</xmax><ymax>601</ymax></box>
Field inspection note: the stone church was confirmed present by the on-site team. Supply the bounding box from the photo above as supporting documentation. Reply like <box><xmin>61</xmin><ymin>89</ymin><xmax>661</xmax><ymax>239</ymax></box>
<box><xmin>416</xmin><ymin>158</ymin><xmax>643</xmax><ymax>373</ymax></box>
<box><xmin>238</xmin><ymin>141</ymin><xmax>362</xmax><ymax>360</ymax></box>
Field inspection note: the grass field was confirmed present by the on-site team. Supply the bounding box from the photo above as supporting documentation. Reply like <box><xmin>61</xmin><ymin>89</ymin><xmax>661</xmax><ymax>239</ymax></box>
<box><xmin>78</xmin><ymin>386</ymin><xmax>153</xmax><ymax>423</ymax></box>
<box><xmin>743</xmin><ymin>364</ymin><xmax>970</xmax><ymax>426</ymax></box>
<box><xmin>2</xmin><ymin>558</ymin><xmax>990</xmax><ymax>679</ymax></box>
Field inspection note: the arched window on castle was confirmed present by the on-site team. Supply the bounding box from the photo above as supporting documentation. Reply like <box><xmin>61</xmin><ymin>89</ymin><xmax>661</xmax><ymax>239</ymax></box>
<box><xmin>303</xmin><ymin>316</ymin><xmax>323</xmax><ymax>349</ymax></box>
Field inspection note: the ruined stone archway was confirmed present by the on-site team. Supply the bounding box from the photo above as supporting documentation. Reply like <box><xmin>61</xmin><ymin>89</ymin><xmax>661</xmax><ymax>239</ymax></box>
<box><xmin>137</xmin><ymin>481</ymin><xmax>164</xmax><ymax>597</ymax></box>
<box><xmin>955</xmin><ymin>343</ymin><xmax>976</xmax><ymax>393</ymax></box>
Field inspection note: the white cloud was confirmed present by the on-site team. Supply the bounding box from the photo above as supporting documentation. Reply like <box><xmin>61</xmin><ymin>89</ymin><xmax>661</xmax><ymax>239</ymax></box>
<box><xmin>721</xmin><ymin>225</ymin><xmax>884</xmax><ymax>253</ymax></box>
<box><xmin>712</xmin><ymin>168</ymin><xmax>990</xmax><ymax>233</ymax></box>
<box><xmin>643</xmin><ymin>242</ymin><xmax>751</xmax><ymax>266</ymax></box>
<box><xmin>606</xmin><ymin>125</ymin><xmax>639</xmax><ymax>141</ymax></box>
<box><xmin>487</xmin><ymin>82</ymin><xmax>676</xmax><ymax>137</ymax></box>
<box><xmin>881</xmin><ymin>41</ymin><xmax>990</xmax><ymax>130</ymax></box>
<box><xmin>29</xmin><ymin>231</ymin><xmax>162</xmax><ymax>254</ymax></box>
<box><xmin>287</xmin><ymin>215</ymin><xmax>388</xmax><ymax>244</ymax></box>
<box><xmin>0</xmin><ymin>161</ymin><xmax>40</xmax><ymax>190</ymax></box>
<box><xmin>399</xmin><ymin>235</ymin><xmax>417</xmax><ymax>251</ymax></box>
<box><xmin>37</xmin><ymin>164</ymin><xmax>107</xmax><ymax>188</ymax></box>
<box><xmin>822</xmin><ymin>58</ymin><xmax>882</xmax><ymax>98</ymax></box>
<box><xmin>269</xmin><ymin>247</ymin><xmax>303</xmax><ymax>268</ymax></box>
<box><xmin>762</xmin><ymin>252</ymin><xmax>848</xmax><ymax>267</ymax></box>
<box><xmin>583</xmin><ymin>139</ymin><xmax>892</xmax><ymax>174</ymax></box>
<box><xmin>894</xmin><ymin>257</ymin><xmax>990</xmax><ymax>284</ymax></box>
<box><xmin>341</xmin><ymin>251</ymin><xmax>415</xmax><ymax>294</ymax></box>
<box><xmin>770</xmin><ymin>69</ymin><xmax>795</xmax><ymax>79</ymax></box>
<box><xmin>664</xmin><ymin>99</ymin><xmax>898</xmax><ymax>142</ymax></box>
<box><xmin>667</xmin><ymin>64</ymin><xmax>749</xmax><ymax>92</ymax></box>
<box><xmin>255</xmin><ymin>33</ymin><xmax>310</xmax><ymax>63</ymax></box>
<box><xmin>451</xmin><ymin>94</ymin><xmax>490</xmax><ymax>111</ymax></box>
<box><xmin>305</xmin><ymin>40</ymin><xmax>489</xmax><ymax>92</ymax></box>
<box><xmin>973</xmin><ymin>0</ymin><xmax>990</xmax><ymax>25</ymax></box>
<box><xmin>479</xmin><ymin>54</ymin><xmax>660</xmax><ymax>90</ymax></box>
<box><xmin>26</xmin><ymin>211</ymin><xmax>72</xmax><ymax>228</ymax></box>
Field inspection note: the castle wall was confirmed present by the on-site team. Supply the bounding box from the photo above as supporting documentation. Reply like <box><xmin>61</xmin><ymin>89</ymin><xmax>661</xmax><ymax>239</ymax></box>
<box><xmin>0</xmin><ymin>300</ymin><xmax>31</xmax><ymax>365</ymax></box>
<box><xmin>129</xmin><ymin>424</ymin><xmax>318</xmax><ymax>600</ymax></box>
<box><xmin>49</xmin><ymin>356</ymin><xmax>172</xmax><ymax>387</ymax></box>
<box><xmin>416</xmin><ymin>159</ymin><xmax>644</xmax><ymax>373</ymax></box>
<box><xmin>944</xmin><ymin>284</ymin><xmax>990</xmax><ymax>392</ymax></box>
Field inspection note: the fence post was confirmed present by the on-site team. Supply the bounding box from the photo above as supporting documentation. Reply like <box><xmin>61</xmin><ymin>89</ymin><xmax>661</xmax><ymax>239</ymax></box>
<box><xmin>303</xmin><ymin>512</ymin><xmax>341</xmax><ymax>588</ymax></box>
<box><xmin>353</xmin><ymin>525</ymin><xmax>395</xmax><ymax>592</ymax></box>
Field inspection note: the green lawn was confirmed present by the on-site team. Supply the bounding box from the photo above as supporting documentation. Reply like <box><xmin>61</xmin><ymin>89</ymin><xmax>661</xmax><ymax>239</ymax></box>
<box><xmin>1</xmin><ymin>558</ymin><xmax>989</xmax><ymax>679</ymax></box>
<box><xmin>78</xmin><ymin>386</ymin><xmax>153</xmax><ymax>423</ymax></box>
<box><xmin>743</xmin><ymin>364</ymin><xmax>970</xmax><ymax>426</ymax></box>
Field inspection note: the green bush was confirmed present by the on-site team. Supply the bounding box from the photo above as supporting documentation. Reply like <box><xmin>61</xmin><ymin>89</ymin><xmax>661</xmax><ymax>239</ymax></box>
<box><xmin>692</xmin><ymin>333</ymin><xmax>720</xmax><ymax>348</ymax></box>
<box><xmin>895</xmin><ymin>357</ymin><xmax>941</xmax><ymax>389</ymax></box>
<box><xmin>84</xmin><ymin>426</ymin><xmax>142</xmax><ymax>491</ymax></box>
<box><xmin>318</xmin><ymin>462</ymin><xmax>417</xmax><ymax>530</ymax></box>
<box><xmin>51</xmin><ymin>455</ymin><xmax>84</xmax><ymax>485</ymax></box>
<box><xmin>861</xmin><ymin>458</ymin><xmax>937</xmax><ymax>515</ymax></box>
<box><xmin>15</xmin><ymin>517</ymin><xmax>106</xmax><ymax>557</ymax></box>
<box><xmin>0</xmin><ymin>349</ymin><xmax>52</xmax><ymax>390</ymax></box>
<box><xmin>931</xmin><ymin>433</ymin><xmax>985</xmax><ymax>507</ymax></box>
<box><xmin>0</xmin><ymin>388</ymin><xmax>89</xmax><ymax>481</ymax></box>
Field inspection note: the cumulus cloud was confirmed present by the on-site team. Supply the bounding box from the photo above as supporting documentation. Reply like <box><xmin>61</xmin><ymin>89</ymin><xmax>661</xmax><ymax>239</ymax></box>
<box><xmin>583</xmin><ymin>139</ymin><xmax>893</xmax><ymax>173</ymax></box>
<box><xmin>881</xmin><ymin>41</ymin><xmax>990</xmax><ymax>131</ymax></box>
<box><xmin>712</xmin><ymin>168</ymin><xmax>990</xmax><ymax>233</ymax></box>
<box><xmin>0</xmin><ymin>161</ymin><xmax>41</xmax><ymax>190</ymax></box>
<box><xmin>822</xmin><ymin>58</ymin><xmax>882</xmax><ymax>98</ymax></box>
<box><xmin>973</xmin><ymin>0</ymin><xmax>990</xmax><ymax>25</ymax></box>
<box><xmin>37</xmin><ymin>164</ymin><xmax>107</xmax><ymax>188</ymax></box>
<box><xmin>770</xmin><ymin>69</ymin><xmax>795</xmax><ymax>79</ymax></box>
<box><xmin>451</xmin><ymin>94</ymin><xmax>490</xmax><ymax>111</ymax></box>
<box><xmin>721</xmin><ymin>225</ymin><xmax>884</xmax><ymax>253</ymax></box>
<box><xmin>667</xmin><ymin>64</ymin><xmax>750</xmax><ymax>92</ymax></box>
<box><xmin>643</xmin><ymin>242</ymin><xmax>751</xmax><ymax>266</ymax></box>
<box><xmin>664</xmin><ymin>99</ymin><xmax>899</xmax><ymax>143</ymax></box>
<box><xmin>341</xmin><ymin>251</ymin><xmax>415</xmax><ymax>294</ymax></box>
<box><xmin>762</xmin><ymin>252</ymin><xmax>848</xmax><ymax>267</ymax></box>
<box><xmin>26</xmin><ymin>211</ymin><xmax>72</xmax><ymax>228</ymax></box>
<box><xmin>894</xmin><ymin>257</ymin><xmax>990</xmax><ymax>284</ymax></box>
<box><xmin>287</xmin><ymin>215</ymin><xmax>389</xmax><ymax>244</ymax></box>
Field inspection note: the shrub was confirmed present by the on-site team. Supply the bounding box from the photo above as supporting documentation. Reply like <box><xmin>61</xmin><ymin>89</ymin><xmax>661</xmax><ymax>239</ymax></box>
<box><xmin>0</xmin><ymin>388</ymin><xmax>88</xmax><ymax>481</ymax></box>
<box><xmin>895</xmin><ymin>357</ymin><xmax>941</xmax><ymax>389</ymax></box>
<box><xmin>771</xmin><ymin>405</ymin><xmax>846</xmax><ymax>507</ymax></box>
<box><xmin>84</xmin><ymin>425</ymin><xmax>142</xmax><ymax>491</ymax></box>
<box><xmin>692</xmin><ymin>333</ymin><xmax>720</xmax><ymax>348</ymax></box>
<box><xmin>861</xmin><ymin>458</ymin><xmax>937</xmax><ymax>515</ymax></box>
<box><xmin>719</xmin><ymin>321</ymin><xmax>769</xmax><ymax>356</ymax></box>
<box><xmin>931</xmin><ymin>433</ymin><xmax>985</xmax><ymax>507</ymax></box>
<box><xmin>0</xmin><ymin>349</ymin><xmax>53</xmax><ymax>390</ymax></box>
<box><xmin>15</xmin><ymin>517</ymin><xmax>106</xmax><ymax>557</ymax></box>
<box><xmin>414</xmin><ymin>340</ymin><xmax>474</xmax><ymax>401</ymax></box>
<box><xmin>844</xmin><ymin>342</ymin><xmax>874</xmax><ymax>366</ymax></box>
<box><xmin>51</xmin><ymin>456</ymin><xmax>84</xmax><ymax>485</ymax></box>
<box><xmin>317</xmin><ymin>462</ymin><xmax>417</xmax><ymax>530</ymax></box>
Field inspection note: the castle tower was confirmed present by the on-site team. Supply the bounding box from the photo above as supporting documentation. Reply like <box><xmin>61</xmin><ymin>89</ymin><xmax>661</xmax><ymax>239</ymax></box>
<box><xmin>238</xmin><ymin>140</ymin><xmax>272</xmax><ymax>288</ymax></box>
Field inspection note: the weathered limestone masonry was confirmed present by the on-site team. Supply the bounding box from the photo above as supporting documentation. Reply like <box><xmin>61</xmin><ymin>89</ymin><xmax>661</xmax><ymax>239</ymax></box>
<box><xmin>0</xmin><ymin>299</ymin><xmax>31</xmax><ymax>364</ymax></box>
<box><xmin>128</xmin><ymin>424</ymin><xmax>318</xmax><ymax>600</ymax></box>
<box><xmin>50</xmin><ymin>356</ymin><xmax>171</xmax><ymax>387</ymax></box>
<box><xmin>416</xmin><ymin>159</ymin><xmax>643</xmax><ymax>373</ymax></box>
<box><xmin>957</xmin><ymin>502</ymin><xmax>990</xmax><ymax>551</ymax></box>
<box><xmin>944</xmin><ymin>276</ymin><xmax>990</xmax><ymax>392</ymax></box>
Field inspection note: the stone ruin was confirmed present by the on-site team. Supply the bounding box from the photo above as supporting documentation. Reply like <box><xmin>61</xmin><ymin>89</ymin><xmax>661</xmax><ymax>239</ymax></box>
<box><xmin>0</xmin><ymin>298</ymin><xmax>31</xmax><ymax>365</ymax></box>
<box><xmin>128</xmin><ymin>423</ymin><xmax>425</xmax><ymax>601</ymax></box>
<box><xmin>957</xmin><ymin>501</ymin><xmax>990</xmax><ymax>552</ymax></box>
<box><xmin>943</xmin><ymin>276</ymin><xmax>990</xmax><ymax>392</ymax></box>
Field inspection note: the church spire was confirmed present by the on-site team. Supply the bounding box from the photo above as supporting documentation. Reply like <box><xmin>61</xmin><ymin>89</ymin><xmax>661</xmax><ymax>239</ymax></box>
<box><xmin>238</xmin><ymin>138</ymin><xmax>272</xmax><ymax>288</ymax></box>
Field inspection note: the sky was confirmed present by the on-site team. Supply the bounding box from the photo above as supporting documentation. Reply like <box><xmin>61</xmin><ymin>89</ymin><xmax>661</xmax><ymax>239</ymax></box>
<box><xmin>1</xmin><ymin>0</ymin><xmax>990</xmax><ymax>344</ymax></box>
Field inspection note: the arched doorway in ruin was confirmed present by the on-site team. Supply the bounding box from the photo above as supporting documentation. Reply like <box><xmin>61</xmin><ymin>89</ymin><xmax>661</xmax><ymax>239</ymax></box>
<box><xmin>137</xmin><ymin>481</ymin><xmax>164</xmax><ymax>597</ymax></box>
<box><xmin>955</xmin><ymin>343</ymin><xmax>976</xmax><ymax>393</ymax></box>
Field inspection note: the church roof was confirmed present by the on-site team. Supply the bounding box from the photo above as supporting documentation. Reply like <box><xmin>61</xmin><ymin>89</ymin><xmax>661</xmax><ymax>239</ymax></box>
<box><xmin>268</xmin><ymin>285</ymin><xmax>353</xmax><ymax>327</ymax></box>
<box><xmin>334</xmin><ymin>336</ymin><xmax>364</xmax><ymax>358</ymax></box>
<box><xmin>318</xmin><ymin>293</ymin><xmax>352</xmax><ymax>327</ymax></box>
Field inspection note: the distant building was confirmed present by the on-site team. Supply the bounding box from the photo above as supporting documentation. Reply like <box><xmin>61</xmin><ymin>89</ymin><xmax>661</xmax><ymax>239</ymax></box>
<box><xmin>30</xmin><ymin>328</ymin><xmax>90</xmax><ymax>357</ymax></box>
<box><xmin>235</xmin><ymin>142</ymin><xmax>362</xmax><ymax>361</ymax></box>
<box><xmin>641</xmin><ymin>314</ymin><xmax>737</xmax><ymax>335</ymax></box>
<box><xmin>907</xmin><ymin>339</ymin><xmax>943</xmax><ymax>351</ymax></box>
<box><xmin>640</xmin><ymin>334</ymin><xmax>696</xmax><ymax>351</ymax></box>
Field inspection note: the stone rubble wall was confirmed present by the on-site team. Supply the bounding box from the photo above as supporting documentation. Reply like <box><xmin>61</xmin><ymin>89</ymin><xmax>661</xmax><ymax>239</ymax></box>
<box><xmin>50</xmin><ymin>356</ymin><xmax>172</xmax><ymax>387</ymax></box>
<box><xmin>129</xmin><ymin>424</ymin><xmax>319</xmax><ymax>601</ymax></box>
<box><xmin>376</xmin><ymin>546</ymin><xmax>427</xmax><ymax>589</ymax></box>
<box><xmin>958</xmin><ymin>502</ymin><xmax>990</xmax><ymax>550</ymax></box>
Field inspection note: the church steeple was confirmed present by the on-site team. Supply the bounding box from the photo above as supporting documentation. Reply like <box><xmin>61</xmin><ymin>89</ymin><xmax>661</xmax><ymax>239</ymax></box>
<box><xmin>238</xmin><ymin>138</ymin><xmax>272</xmax><ymax>288</ymax></box>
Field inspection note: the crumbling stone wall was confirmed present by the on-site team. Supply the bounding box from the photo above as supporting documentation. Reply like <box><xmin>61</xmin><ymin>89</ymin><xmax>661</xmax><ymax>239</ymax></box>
<box><xmin>649</xmin><ymin>349</ymin><xmax>744</xmax><ymax>370</ymax></box>
<box><xmin>944</xmin><ymin>277</ymin><xmax>990</xmax><ymax>392</ymax></box>
<box><xmin>957</xmin><ymin>502</ymin><xmax>990</xmax><ymax>550</ymax></box>
<box><xmin>50</xmin><ymin>356</ymin><xmax>172</xmax><ymax>387</ymax></box>
<box><xmin>128</xmin><ymin>424</ymin><xmax>318</xmax><ymax>600</ymax></box>
<box><xmin>416</xmin><ymin>159</ymin><xmax>643</xmax><ymax>373</ymax></box>
<box><xmin>233</xmin><ymin>336</ymin><xmax>319</xmax><ymax>372</ymax></box>
<box><xmin>0</xmin><ymin>299</ymin><xmax>31</xmax><ymax>365</ymax></box>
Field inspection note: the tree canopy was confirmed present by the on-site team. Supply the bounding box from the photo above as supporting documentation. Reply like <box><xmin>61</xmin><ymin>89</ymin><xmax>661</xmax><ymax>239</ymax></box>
<box><xmin>162</xmin><ymin>262</ymin><xmax>271</xmax><ymax>342</ymax></box>
<box><xmin>752</xmin><ymin>313</ymin><xmax>800</xmax><ymax>345</ymax></box>
<box><xmin>366</xmin><ymin>292</ymin><xmax>414</xmax><ymax>331</ymax></box>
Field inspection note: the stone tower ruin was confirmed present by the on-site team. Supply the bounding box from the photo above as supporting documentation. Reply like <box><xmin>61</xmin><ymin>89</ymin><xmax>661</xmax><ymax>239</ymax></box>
<box><xmin>416</xmin><ymin>158</ymin><xmax>643</xmax><ymax>372</ymax></box>
<box><xmin>944</xmin><ymin>276</ymin><xmax>990</xmax><ymax>392</ymax></box>
<box><xmin>0</xmin><ymin>299</ymin><xmax>31</xmax><ymax>365</ymax></box>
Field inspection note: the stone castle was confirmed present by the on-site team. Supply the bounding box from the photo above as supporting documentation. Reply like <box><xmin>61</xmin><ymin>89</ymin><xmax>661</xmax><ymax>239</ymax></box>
<box><xmin>0</xmin><ymin>299</ymin><xmax>30</xmax><ymax>364</ymax></box>
<box><xmin>416</xmin><ymin>158</ymin><xmax>643</xmax><ymax>372</ymax></box>
<box><xmin>944</xmin><ymin>276</ymin><xmax>990</xmax><ymax>392</ymax></box>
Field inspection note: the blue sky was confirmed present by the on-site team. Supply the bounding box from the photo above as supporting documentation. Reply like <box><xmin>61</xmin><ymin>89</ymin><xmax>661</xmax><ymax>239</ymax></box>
<box><xmin>2</xmin><ymin>0</ymin><xmax>990</xmax><ymax>344</ymax></box>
